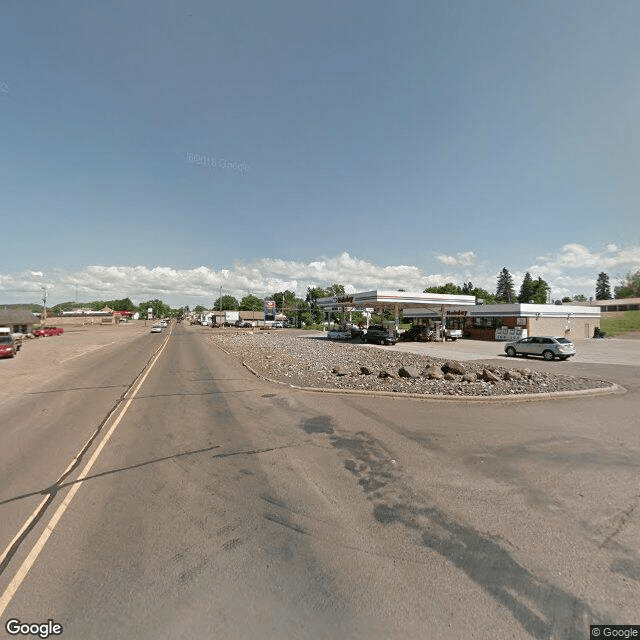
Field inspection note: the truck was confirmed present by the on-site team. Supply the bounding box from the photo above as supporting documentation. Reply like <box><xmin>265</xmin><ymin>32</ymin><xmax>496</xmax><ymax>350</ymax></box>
<box><xmin>224</xmin><ymin>311</ymin><xmax>239</xmax><ymax>326</ymax></box>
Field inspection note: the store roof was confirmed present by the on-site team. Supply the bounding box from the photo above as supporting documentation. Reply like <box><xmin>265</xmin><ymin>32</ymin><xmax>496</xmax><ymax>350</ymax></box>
<box><xmin>404</xmin><ymin>303</ymin><xmax>601</xmax><ymax>318</ymax></box>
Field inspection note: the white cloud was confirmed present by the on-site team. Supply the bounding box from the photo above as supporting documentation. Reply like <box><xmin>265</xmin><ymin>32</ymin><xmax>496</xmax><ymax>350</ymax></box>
<box><xmin>0</xmin><ymin>254</ymin><xmax>454</xmax><ymax>306</ymax></box>
<box><xmin>529</xmin><ymin>243</ymin><xmax>640</xmax><ymax>278</ymax></box>
<box><xmin>2</xmin><ymin>243</ymin><xmax>639</xmax><ymax>306</ymax></box>
<box><xmin>436</xmin><ymin>251</ymin><xmax>476</xmax><ymax>266</ymax></box>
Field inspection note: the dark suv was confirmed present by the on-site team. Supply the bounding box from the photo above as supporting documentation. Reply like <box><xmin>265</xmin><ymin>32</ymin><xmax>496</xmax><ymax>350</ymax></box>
<box><xmin>363</xmin><ymin>325</ymin><xmax>397</xmax><ymax>345</ymax></box>
<box><xmin>399</xmin><ymin>326</ymin><xmax>433</xmax><ymax>342</ymax></box>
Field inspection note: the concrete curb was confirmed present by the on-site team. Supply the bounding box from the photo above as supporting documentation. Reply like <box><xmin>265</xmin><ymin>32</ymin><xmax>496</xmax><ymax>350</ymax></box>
<box><xmin>227</xmin><ymin>363</ymin><xmax>624</xmax><ymax>408</ymax></box>
<box><xmin>211</xmin><ymin>339</ymin><xmax>625</xmax><ymax>403</ymax></box>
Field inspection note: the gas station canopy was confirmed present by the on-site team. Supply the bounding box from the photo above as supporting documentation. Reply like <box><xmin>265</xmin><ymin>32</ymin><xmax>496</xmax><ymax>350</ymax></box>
<box><xmin>316</xmin><ymin>291</ymin><xmax>476</xmax><ymax>311</ymax></box>
<box><xmin>316</xmin><ymin>290</ymin><xmax>476</xmax><ymax>313</ymax></box>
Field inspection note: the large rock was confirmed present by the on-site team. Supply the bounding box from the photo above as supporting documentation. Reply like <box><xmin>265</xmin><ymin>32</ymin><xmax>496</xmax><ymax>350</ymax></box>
<box><xmin>442</xmin><ymin>360</ymin><xmax>466</xmax><ymax>375</ymax></box>
<box><xmin>482</xmin><ymin>368</ymin><xmax>501</xmax><ymax>383</ymax></box>
<box><xmin>332</xmin><ymin>365</ymin><xmax>349</xmax><ymax>376</ymax></box>
<box><xmin>360</xmin><ymin>366</ymin><xmax>374</xmax><ymax>375</ymax></box>
<box><xmin>378</xmin><ymin>369</ymin><xmax>396</xmax><ymax>379</ymax></box>
<box><xmin>504</xmin><ymin>370</ymin><xmax>523</xmax><ymax>381</ymax></box>
<box><xmin>423</xmin><ymin>366</ymin><xmax>444</xmax><ymax>380</ymax></box>
<box><xmin>462</xmin><ymin>373</ymin><xmax>477</xmax><ymax>383</ymax></box>
<box><xmin>398</xmin><ymin>365</ymin><xmax>420</xmax><ymax>378</ymax></box>
<box><xmin>444</xmin><ymin>372</ymin><xmax>457</xmax><ymax>381</ymax></box>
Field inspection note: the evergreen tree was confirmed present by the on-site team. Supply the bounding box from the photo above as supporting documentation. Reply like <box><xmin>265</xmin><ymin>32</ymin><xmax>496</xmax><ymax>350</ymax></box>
<box><xmin>495</xmin><ymin>268</ymin><xmax>516</xmax><ymax>303</ymax></box>
<box><xmin>595</xmin><ymin>272</ymin><xmax>612</xmax><ymax>300</ymax></box>
<box><xmin>518</xmin><ymin>272</ymin><xmax>535</xmax><ymax>303</ymax></box>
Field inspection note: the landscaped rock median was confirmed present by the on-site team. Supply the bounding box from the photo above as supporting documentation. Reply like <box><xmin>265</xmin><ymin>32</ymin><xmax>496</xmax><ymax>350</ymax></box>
<box><xmin>210</xmin><ymin>332</ymin><xmax>614</xmax><ymax>397</ymax></box>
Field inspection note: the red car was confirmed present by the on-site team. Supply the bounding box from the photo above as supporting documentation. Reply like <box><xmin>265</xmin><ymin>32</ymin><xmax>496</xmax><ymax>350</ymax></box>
<box><xmin>33</xmin><ymin>327</ymin><xmax>64</xmax><ymax>337</ymax></box>
<box><xmin>0</xmin><ymin>336</ymin><xmax>16</xmax><ymax>358</ymax></box>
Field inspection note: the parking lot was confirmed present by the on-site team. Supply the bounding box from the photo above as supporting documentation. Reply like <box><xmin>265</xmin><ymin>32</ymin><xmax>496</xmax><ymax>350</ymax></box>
<box><xmin>384</xmin><ymin>335</ymin><xmax>640</xmax><ymax>367</ymax></box>
<box><xmin>0</xmin><ymin>321</ymin><xmax>152</xmax><ymax>406</ymax></box>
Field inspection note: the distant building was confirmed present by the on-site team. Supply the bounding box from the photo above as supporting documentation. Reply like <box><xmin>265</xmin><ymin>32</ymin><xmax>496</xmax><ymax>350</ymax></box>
<box><xmin>0</xmin><ymin>310</ymin><xmax>39</xmax><ymax>333</ymax></box>
<box><xmin>571</xmin><ymin>297</ymin><xmax>640</xmax><ymax>315</ymax></box>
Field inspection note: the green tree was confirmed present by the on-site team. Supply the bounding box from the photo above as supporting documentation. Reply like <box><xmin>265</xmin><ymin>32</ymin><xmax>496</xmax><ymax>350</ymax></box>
<box><xmin>461</xmin><ymin>282</ymin><xmax>474</xmax><ymax>295</ymax></box>
<box><xmin>424</xmin><ymin>283</ymin><xmax>464</xmax><ymax>295</ymax></box>
<box><xmin>325</xmin><ymin>283</ymin><xmax>346</xmax><ymax>296</ymax></box>
<box><xmin>306</xmin><ymin>286</ymin><xmax>328</xmax><ymax>301</ymax></box>
<box><xmin>496</xmin><ymin>268</ymin><xmax>516</xmax><ymax>303</ymax></box>
<box><xmin>272</xmin><ymin>290</ymin><xmax>298</xmax><ymax>312</ymax></box>
<box><xmin>572</xmin><ymin>294</ymin><xmax>587</xmax><ymax>302</ymax></box>
<box><xmin>518</xmin><ymin>272</ymin><xmax>535</xmax><ymax>303</ymax></box>
<box><xmin>305</xmin><ymin>287</ymin><xmax>328</xmax><ymax>324</ymax></box>
<box><xmin>194</xmin><ymin>305</ymin><xmax>205</xmax><ymax>314</ymax></box>
<box><xmin>213</xmin><ymin>295</ymin><xmax>239</xmax><ymax>311</ymax></box>
<box><xmin>469</xmin><ymin>287</ymin><xmax>496</xmax><ymax>304</ymax></box>
<box><xmin>614</xmin><ymin>270</ymin><xmax>640</xmax><ymax>298</ymax></box>
<box><xmin>595</xmin><ymin>272</ymin><xmax>612</xmax><ymax>300</ymax></box>
<box><xmin>138</xmin><ymin>299</ymin><xmax>172</xmax><ymax>318</ymax></box>
<box><xmin>561</xmin><ymin>296</ymin><xmax>572</xmax><ymax>303</ymax></box>
<box><xmin>530</xmin><ymin>277</ymin><xmax>550</xmax><ymax>304</ymax></box>
<box><xmin>239</xmin><ymin>295</ymin><xmax>264</xmax><ymax>311</ymax></box>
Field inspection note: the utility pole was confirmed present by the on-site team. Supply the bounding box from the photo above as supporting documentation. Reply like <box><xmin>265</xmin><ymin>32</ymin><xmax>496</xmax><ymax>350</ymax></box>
<box><xmin>41</xmin><ymin>287</ymin><xmax>47</xmax><ymax>327</ymax></box>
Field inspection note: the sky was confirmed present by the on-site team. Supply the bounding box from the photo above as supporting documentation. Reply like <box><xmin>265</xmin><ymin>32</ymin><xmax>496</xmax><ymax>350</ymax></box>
<box><xmin>1</xmin><ymin>1</ymin><xmax>639</xmax><ymax>308</ymax></box>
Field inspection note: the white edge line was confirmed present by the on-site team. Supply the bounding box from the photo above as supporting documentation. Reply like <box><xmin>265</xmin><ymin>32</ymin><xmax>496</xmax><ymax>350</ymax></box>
<box><xmin>0</xmin><ymin>330</ymin><xmax>172</xmax><ymax>617</ymax></box>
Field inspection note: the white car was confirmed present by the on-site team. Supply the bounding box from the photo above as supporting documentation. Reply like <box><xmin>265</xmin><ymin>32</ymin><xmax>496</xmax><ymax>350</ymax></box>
<box><xmin>504</xmin><ymin>336</ymin><xmax>576</xmax><ymax>361</ymax></box>
<box><xmin>150</xmin><ymin>324</ymin><xmax>163</xmax><ymax>333</ymax></box>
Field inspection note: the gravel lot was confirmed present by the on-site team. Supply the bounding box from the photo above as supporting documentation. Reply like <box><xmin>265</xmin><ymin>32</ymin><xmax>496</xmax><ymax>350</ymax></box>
<box><xmin>209</xmin><ymin>330</ymin><xmax>616</xmax><ymax>397</ymax></box>
<box><xmin>0</xmin><ymin>322</ymin><xmax>151</xmax><ymax>403</ymax></box>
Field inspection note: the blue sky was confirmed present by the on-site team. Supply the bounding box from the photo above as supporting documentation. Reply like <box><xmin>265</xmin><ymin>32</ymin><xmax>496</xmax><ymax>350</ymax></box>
<box><xmin>1</xmin><ymin>1</ymin><xmax>639</xmax><ymax>306</ymax></box>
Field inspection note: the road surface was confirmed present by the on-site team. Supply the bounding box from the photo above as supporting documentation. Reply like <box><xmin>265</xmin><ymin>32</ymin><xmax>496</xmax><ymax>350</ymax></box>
<box><xmin>1</xmin><ymin>323</ymin><xmax>638</xmax><ymax>639</ymax></box>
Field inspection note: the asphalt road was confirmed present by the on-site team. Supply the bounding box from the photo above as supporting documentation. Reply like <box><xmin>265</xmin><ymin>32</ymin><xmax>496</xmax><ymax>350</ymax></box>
<box><xmin>1</xmin><ymin>323</ymin><xmax>638</xmax><ymax>639</ymax></box>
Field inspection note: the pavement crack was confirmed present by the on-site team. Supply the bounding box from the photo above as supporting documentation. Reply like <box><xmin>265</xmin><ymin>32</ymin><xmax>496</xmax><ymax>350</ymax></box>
<box><xmin>599</xmin><ymin>498</ymin><xmax>639</xmax><ymax>549</ymax></box>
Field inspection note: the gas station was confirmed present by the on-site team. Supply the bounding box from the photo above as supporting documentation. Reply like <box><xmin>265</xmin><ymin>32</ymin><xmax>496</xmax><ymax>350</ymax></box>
<box><xmin>316</xmin><ymin>290</ymin><xmax>476</xmax><ymax>341</ymax></box>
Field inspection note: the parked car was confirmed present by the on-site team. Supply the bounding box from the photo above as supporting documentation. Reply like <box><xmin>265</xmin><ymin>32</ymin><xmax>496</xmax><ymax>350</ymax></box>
<box><xmin>504</xmin><ymin>336</ymin><xmax>576</xmax><ymax>361</ymax></box>
<box><xmin>272</xmin><ymin>321</ymin><xmax>284</xmax><ymax>328</ymax></box>
<box><xmin>444</xmin><ymin>328</ymin><xmax>463</xmax><ymax>341</ymax></box>
<box><xmin>160</xmin><ymin>320</ymin><xmax>168</xmax><ymax>328</ymax></box>
<box><xmin>399</xmin><ymin>326</ymin><xmax>434</xmax><ymax>342</ymax></box>
<box><xmin>150</xmin><ymin>324</ymin><xmax>163</xmax><ymax>333</ymax></box>
<box><xmin>0</xmin><ymin>335</ymin><xmax>16</xmax><ymax>358</ymax></box>
<box><xmin>235</xmin><ymin>320</ymin><xmax>254</xmax><ymax>328</ymax></box>
<box><xmin>349</xmin><ymin>325</ymin><xmax>365</xmax><ymax>340</ymax></box>
<box><xmin>327</xmin><ymin>327</ymin><xmax>351</xmax><ymax>340</ymax></box>
<box><xmin>33</xmin><ymin>327</ymin><xmax>64</xmax><ymax>337</ymax></box>
<box><xmin>363</xmin><ymin>325</ymin><xmax>398</xmax><ymax>345</ymax></box>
